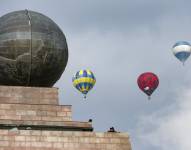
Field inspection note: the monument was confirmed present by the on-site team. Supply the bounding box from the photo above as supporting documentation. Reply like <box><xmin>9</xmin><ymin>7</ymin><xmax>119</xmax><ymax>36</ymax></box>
<box><xmin>0</xmin><ymin>10</ymin><xmax>68</xmax><ymax>87</ymax></box>
<box><xmin>0</xmin><ymin>10</ymin><xmax>131</xmax><ymax>150</ymax></box>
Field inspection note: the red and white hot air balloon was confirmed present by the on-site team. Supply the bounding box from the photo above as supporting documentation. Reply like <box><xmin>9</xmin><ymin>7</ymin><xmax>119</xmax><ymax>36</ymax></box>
<box><xmin>137</xmin><ymin>72</ymin><xmax>159</xmax><ymax>100</ymax></box>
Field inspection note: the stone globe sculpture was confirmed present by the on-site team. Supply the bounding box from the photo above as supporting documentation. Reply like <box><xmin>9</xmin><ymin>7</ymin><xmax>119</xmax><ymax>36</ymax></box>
<box><xmin>0</xmin><ymin>10</ymin><xmax>68</xmax><ymax>87</ymax></box>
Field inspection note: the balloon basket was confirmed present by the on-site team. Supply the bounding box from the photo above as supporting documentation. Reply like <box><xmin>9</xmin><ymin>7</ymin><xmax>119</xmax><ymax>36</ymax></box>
<box><xmin>83</xmin><ymin>94</ymin><xmax>87</xmax><ymax>99</ymax></box>
<box><xmin>148</xmin><ymin>96</ymin><xmax>151</xmax><ymax>100</ymax></box>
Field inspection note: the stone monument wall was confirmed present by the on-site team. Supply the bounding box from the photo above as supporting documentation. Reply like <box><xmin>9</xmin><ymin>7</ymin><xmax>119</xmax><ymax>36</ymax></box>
<box><xmin>0</xmin><ymin>86</ymin><xmax>131</xmax><ymax>150</ymax></box>
<box><xmin>0</xmin><ymin>130</ymin><xmax>131</xmax><ymax>150</ymax></box>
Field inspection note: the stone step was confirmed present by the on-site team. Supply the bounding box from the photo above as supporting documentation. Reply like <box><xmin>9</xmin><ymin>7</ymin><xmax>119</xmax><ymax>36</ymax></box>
<box><xmin>0</xmin><ymin>120</ymin><xmax>93</xmax><ymax>131</ymax></box>
<box><xmin>0</xmin><ymin>103</ymin><xmax>72</xmax><ymax>121</ymax></box>
<box><xmin>0</xmin><ymin>86</ymin><xmax>58</xmax><ymax>105</ymax></box>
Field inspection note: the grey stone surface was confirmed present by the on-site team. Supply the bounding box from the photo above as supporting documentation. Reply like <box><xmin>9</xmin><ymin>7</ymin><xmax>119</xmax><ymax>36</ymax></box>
<box><xmin>0</xmin><ymin>10</ymin><xmax>68</xmax><ymax>87</ymax></box>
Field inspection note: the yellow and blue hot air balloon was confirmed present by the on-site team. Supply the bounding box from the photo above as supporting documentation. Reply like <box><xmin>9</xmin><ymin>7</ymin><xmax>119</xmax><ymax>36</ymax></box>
<box><xmin>172</xmin><ymin>41</ymin><xmax>191</xmax><ymax>65</ymax></box>
<box><xmin>72</xmin><ymin>70</ymin><xmax>96</xmax><ymax>98</ymax></box>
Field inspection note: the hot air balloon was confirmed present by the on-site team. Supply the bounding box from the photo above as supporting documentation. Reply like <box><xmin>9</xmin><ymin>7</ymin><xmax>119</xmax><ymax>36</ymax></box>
<box><xmin>137</xmin><ymin>72</ymin><xmax>159</xmax><ymax>100</ymax></box>
<box><xmin>72</xmin><ymin>70</ymin><xmax>96</xmax><ymax>99</ymax></box>
<box><xmin>172</xmin><ymin>41</ymin><xmax>191</xmax><ymax>65</ymax></box>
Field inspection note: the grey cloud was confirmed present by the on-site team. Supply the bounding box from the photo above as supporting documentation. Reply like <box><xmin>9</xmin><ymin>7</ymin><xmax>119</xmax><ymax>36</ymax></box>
<box><xmin>1</xmin><ymin>1</ymin><xmax>191</xmax><ymax>150</ymax></box>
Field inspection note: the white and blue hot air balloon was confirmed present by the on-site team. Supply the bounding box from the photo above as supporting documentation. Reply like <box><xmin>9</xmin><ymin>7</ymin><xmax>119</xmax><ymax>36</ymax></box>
<box><xmin>172</xmin><ymin>41</ymin><xmax>191</xmax><ymax>65</ymax></box>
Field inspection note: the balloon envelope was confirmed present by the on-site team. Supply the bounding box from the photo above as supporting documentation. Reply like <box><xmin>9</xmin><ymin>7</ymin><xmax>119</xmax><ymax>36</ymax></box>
<box><xmin>137</xmin><ymin>72</ymin><xmax>159</xmax><ymax>97</ymax></box>
<box><xmin>72</xmin><ymin>70</ymin><xmax>96</xmax><ymax>98</ymax></box>
<box><xmin>172</xmin><ymin>41</ymin><xmax>191</xmax><ymax>63</ymax></box>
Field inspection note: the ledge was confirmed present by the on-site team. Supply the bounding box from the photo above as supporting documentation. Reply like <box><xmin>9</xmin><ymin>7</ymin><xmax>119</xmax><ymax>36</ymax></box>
<box><xmin>0</xmin><ymin>119</ymin><xmax>93</xmax><ymax>131</ymax></box>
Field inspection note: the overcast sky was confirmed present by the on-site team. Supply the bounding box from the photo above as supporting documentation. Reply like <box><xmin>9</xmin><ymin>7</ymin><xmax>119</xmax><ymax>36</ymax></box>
<box><xmin>1</xmin><ymin>0</ymin><xmax>191</xmax><ymax>150</ymax></box>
